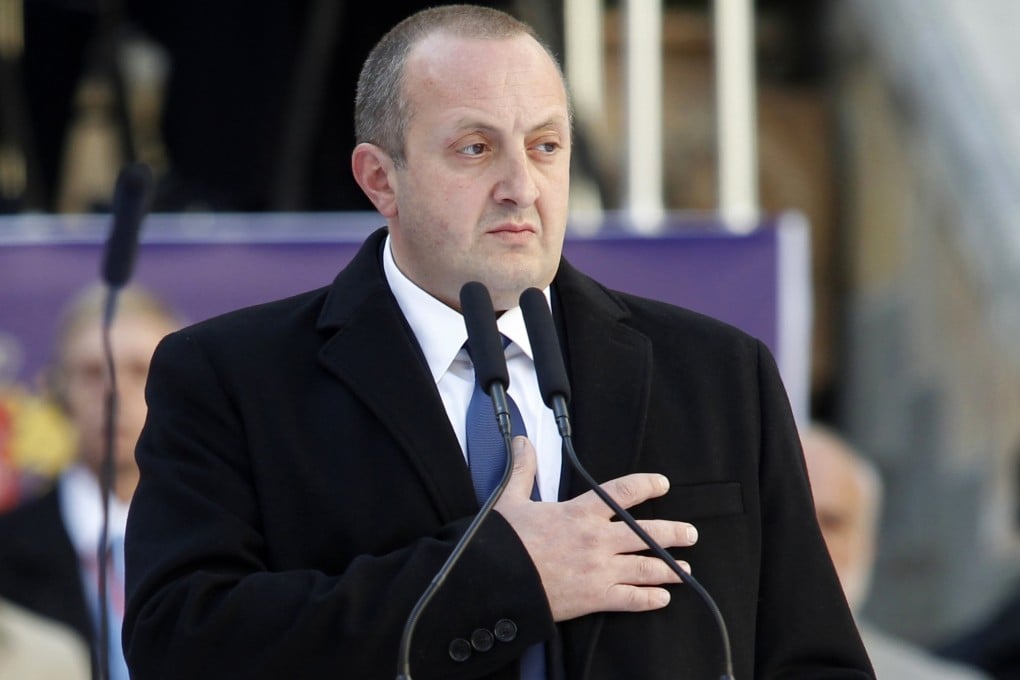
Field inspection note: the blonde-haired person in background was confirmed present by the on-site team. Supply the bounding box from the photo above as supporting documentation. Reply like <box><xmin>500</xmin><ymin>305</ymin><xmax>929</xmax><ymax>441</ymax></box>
<box><xmin>0</xmin><ymin>284</ymin><xmax>181</xmax><ymax>680</ymax></box>
<box><xmin>802</xmin><ymin>424</ymin><xmax>990</xmax><ymax>680</ymax></box>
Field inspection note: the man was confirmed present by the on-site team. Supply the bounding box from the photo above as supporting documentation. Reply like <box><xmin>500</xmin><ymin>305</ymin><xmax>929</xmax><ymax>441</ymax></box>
<box><xmin>0</xmin><ymin>284</ymin><xmax>181</xmax><ymax>680</ymax></box>
<box><xmin>124</xmin><ymin>5</ymin><xmax>873</xmax><ymax>679</ymax></box>
<box><xmin>802</xmin><ymin>425</ymin><xmax>990</xmax><ymax>680</ymax></box>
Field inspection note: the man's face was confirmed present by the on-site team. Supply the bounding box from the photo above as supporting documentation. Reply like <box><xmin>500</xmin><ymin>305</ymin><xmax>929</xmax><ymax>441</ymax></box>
<box><xmin>385</xmin><ymin>33</ymin><xmax>572</xmax><ymax>311</ymax></box>
<box><xmin>58</xmin><ymin>313</ymin><xmax>171</xmax><ymax>486</ymax></box>
<box><xmin>803</xmin><ymin>434</ymin><xmax>876</xmax><ymax>612</ymax></box>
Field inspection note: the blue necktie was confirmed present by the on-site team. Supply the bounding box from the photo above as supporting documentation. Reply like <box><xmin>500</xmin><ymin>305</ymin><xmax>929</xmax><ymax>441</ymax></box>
<box><xmin>464</xmin><ymin>337</ymin><xmax>546</xmax><ymax>679</ymax></box>
<box><xmin>465</xmin><ymin>374</ymin><xmax>526</xmax><ymax>504</ymax></box>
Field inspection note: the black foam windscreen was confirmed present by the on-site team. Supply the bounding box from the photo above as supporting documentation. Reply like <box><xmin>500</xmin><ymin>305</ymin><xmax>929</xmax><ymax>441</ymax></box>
<box><xmin>460</xmin><ymin>281</ymin><xmax>509</xmax><ymax>393</ymax></box>
<box><xmin>519</xmin><ymin>287</ymin><xmax>571</xmax><ymax>405</ymax></box>
<box><xmin>101</xmin><ymin>162</ymin><xmax>153</xmax><ymax>288</ymax></box>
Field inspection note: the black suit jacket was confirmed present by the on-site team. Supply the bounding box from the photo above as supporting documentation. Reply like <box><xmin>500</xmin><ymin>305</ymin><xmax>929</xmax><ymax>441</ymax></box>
<box><xmin>124</xmin><ymin>228</ymin><xmax>873</xmax><ymax>679</ymax></box>
<box><xmin>0</xmin><ymin>487</ymin><xmax>97</xmax><ymax>676</ymax></box>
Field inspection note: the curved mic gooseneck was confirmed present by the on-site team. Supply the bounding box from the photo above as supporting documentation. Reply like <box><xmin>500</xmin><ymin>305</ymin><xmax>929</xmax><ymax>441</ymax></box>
<box><xmin>98</xmin><ymin>162</ymin><xmax>154</xmax><ymax>680</ymax></box>
<box><xmin>396</xmin><ymin>281</ymin><xmax>516</xmax><ymax>680</ymax></box>
<box><xmin>519</xmin><ymin>287</ymin><xmax>735</xmax><ymax>680</ymax></box>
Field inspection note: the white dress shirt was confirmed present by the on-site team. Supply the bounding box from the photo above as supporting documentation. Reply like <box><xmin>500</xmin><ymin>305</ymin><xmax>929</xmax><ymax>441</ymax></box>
<box><xmin>383</xmin><ymin>235</ymin><xmax>563</xmax><ymax>501</ymax></box>
<box><xmin>58</xmin><ymin>464</ymin><xmax>130</xmax><ymax>680</ymax></box>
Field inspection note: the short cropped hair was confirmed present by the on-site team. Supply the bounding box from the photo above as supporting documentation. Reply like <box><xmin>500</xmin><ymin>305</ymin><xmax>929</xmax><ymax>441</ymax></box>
<box><xmin>354</xmin><ymin>4</ymin><xmax>568</xmax><ymax>167</ymax></box>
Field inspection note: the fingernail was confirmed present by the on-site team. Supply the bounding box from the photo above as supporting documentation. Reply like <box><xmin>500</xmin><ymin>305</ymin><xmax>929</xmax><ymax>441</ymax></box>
<box><xmin>658</xmin><ymin>474</ymin><xmax>670</xmax><ymax>492</ymax></box>
<box><xmin>679</xmin><ymin>561</ymin><xmax>692</xmax><ymax>575</ymax></box>
<box><xmin>655</xmin><ymin>590</ymin><xmax>671</xmax><ymax>607</ymax></box>
<box><xmin>512</xmin><ymin>436</ymin><xmax>526</xmax><ymax>454</ymax></box>
<box><xmin>686</xmin><ymin>525</ymin><xmax>698</xmax><ymax>544</ymax></box>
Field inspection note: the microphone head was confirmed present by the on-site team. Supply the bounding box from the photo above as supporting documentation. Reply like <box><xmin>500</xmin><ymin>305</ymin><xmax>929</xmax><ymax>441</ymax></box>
<box><xmin>519</xmin><ymin>287</ymin><xmax>571</xmax><ymax>406</ymax></box>
<box><xmin>102</xmin><ymin>162</ymin><xmax>154</xmax><ymax>288</ymax></box>
<box><xmin>460</xmin><ymin>282</ymin><xmax>509</xmax><ymax>393</ymax></box>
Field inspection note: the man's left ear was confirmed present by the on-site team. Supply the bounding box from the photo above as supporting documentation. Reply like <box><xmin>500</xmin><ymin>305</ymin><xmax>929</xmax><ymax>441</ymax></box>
<box><xmin>351</xmin><ymin>143</ymin><xmax>398</xmax><ymax>218</ymax></box>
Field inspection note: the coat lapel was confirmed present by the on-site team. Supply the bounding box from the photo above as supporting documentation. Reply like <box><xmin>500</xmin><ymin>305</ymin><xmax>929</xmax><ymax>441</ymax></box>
<box><xmin>314</xmin><ymin>229</ymin><xmax>478</xmax><ymax>524</ymax></box>
<box><xmin>552</xmin><ymin>259</ymin><xmax>654</xmax><ymax>676</ymax></box>
<box><xmin>554</xmin><ymin>259</ymin><xmax>652</xmax><ymax>498</ymax></box>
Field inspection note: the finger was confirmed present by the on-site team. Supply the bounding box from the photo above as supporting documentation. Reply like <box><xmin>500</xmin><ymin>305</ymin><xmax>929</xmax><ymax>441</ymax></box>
<box><xmin>574</xmin><ymin>472</ymin><xmax>671</xmax><ymax>519</ymax></box>
<box><xmin>611</xmin><ymin>519</ymin><xmax>699</xmax><ymax>553</ymax></box>
<box><xmin>502</xmin><ymin>436</ymin><xmax>538</xmax><ymax>501</ymax></box>
<box><xmin>602</xmin><ymin>584</ymin><xmax>673</xmax><ymax>612</ymax></box>
<box><xmin>614</xmin><ymin>554</ymin><xmax>690</xmax><ymax>587</ymax></box>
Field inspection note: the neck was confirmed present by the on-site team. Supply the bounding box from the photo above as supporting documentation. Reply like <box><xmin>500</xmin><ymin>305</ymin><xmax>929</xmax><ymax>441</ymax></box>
<box><xmin>84</xmin><ymin>461</ymin><xmax>137</xmax><ymax>505</ymax></box>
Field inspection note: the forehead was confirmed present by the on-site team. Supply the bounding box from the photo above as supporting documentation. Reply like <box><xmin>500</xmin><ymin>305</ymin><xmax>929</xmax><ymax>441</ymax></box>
<box><xmin>62</xmin><ymin>314</ymin><xmax>172</xmax><ymax>360</ymax></box>
<box><xmin>806</xmin><ymin>445</ymin><xmax>864</xmax><ymax>513</ymax></box>
<box><xmin>403</xmin><ymin>33</ymin><xmax>569</xmax><ymax>130</ymax></box>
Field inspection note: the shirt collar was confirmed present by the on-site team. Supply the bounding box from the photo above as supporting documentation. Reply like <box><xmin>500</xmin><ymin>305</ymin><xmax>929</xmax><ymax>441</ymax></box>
<box><xmin>58</xmin><ymin>464</ymin><xmax>130</xmax><ymax>556</ymax></box>
<box><xmin>382</xmin><ymin>235</ymin><xmax>550</xmax><ymax>379</ymax></box>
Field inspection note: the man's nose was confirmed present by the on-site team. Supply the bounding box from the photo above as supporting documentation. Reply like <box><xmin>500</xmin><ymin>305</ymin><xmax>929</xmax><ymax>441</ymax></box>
<box><xmin>493</xmin><ymin>151</ymin><xmax>539</xmax><ymax>207</ymax></box>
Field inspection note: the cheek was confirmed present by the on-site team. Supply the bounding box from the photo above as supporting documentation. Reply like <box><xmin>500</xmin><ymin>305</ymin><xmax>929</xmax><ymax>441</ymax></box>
<box><xmin>829</xmin><ymin>538</ymin><xmax>852</xmax><ymax>565</ymax></box>
<box><xmin>537</xmin><ymin>180</ymin><xmax>570</xmax><ymax>224</ymax></box>
<box><xmin>65</xmin><ymin>388</ymin><xmax>103</xmax><ymax>425</ymax></box>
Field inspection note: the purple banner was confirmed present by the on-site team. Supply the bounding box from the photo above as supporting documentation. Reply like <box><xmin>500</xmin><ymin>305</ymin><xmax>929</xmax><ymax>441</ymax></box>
<box><xmin>0</xmin><ymin>212</ymin><xmax>806</xmax><ymax>419</ymax></box>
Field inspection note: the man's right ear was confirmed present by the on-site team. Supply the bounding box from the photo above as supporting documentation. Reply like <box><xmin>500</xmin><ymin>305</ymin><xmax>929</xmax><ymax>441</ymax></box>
<box><xmin>351</xmin><ymin>143</ymin><xmax>398</xmax><ymax>218</ymax></box>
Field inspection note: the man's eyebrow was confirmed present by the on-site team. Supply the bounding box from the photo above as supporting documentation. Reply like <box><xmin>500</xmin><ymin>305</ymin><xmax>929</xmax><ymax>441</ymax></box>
<box><xmin>448</xmin><ymin>119</ymin><xmax>498</xmax><ymax>135</ymax></box>
<box><xmin>446</xmin><ymin>114</ymin><xmax>570</xmax><ymax>136</ymax></box>
<box><xmin>529</xmin><ymin>116</ymin><xmax>570</xmax><ymax>134</ymax></box>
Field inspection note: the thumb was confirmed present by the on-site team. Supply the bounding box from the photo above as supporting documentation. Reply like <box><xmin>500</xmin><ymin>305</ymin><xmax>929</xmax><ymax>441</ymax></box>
<box><xmin>503</xmin><ymin>436</ymin><xmax>538</xmax><ymax>500</ymax></box>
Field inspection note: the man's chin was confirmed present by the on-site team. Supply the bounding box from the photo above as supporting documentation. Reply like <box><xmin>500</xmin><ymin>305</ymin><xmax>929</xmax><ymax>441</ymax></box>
<box><xmin>485</xmin><ymin>278</ymin><xmax>546</xmax><ymax>311</ymax></box>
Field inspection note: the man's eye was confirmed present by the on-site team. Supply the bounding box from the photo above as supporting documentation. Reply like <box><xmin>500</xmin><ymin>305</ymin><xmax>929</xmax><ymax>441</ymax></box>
<box><xmin>534</xmin><ymin>142</ymin><xmax>559</xmax><ymax>154</ymax></box>
<box><xmin>459</xmin><ymin>143</ymin><xmax>487</xmax><ymax>156</ymax></box>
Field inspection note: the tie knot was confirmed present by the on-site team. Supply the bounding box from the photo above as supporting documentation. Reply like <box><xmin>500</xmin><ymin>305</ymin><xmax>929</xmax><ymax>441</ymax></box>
<box><xmin>463</xmin><ymin>334</ymin><xmax>511</xmax><ymax>360</ymax></box>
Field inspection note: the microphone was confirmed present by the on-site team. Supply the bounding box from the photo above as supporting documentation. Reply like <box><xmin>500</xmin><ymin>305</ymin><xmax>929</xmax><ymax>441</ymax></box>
<box><xmin>396</xmin><ymin>282</ymin><xmax>516</xmax><ymax>680</ymax></box>
<box><xmin>517</xmin><ymin>288</ymin><xmax>570</xmax><ymax>437</ymax></box>
<box><xmin>101</xmin><ymin>162</ymin><xmax>153</xmax><ymax>289</ymax></box>
<box><xmin>459</xmin><ymin>281</ymin><xmax>514</xmax><ymax>444</ymax></box>
<box><xmin>519</xmin><ymin>287</ymin><xmax>736</xmax><ymax>680</ymax></box>
<box><xmin>96</xmin><ymin>162</ymin><xmax>153</xmax><ymax>680</ymax></box>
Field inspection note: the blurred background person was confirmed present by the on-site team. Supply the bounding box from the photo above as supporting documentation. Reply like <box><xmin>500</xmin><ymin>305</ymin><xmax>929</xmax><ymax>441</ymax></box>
<box><xmin>0</xmin><ymin>596</ymin><xmax>90</xmax><ymax>680</ymax></box>
<box><xmin>802</xmin><ymin>424</ymin><xmax>991</xmax><ymax>680</ymax></box>
<box><xmin>0</xmin><ymin>284</ymin><xmax>181</xmax><ymax>680</ymax></box>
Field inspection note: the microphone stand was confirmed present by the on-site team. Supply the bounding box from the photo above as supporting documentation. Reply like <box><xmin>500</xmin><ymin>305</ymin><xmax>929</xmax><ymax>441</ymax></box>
<box><xmin>95</xmin><ymin>161</ymin><xmax>152</xmax><ymax>680</ymax></box>
<box><xmin>520</xmin><ymin>286</ymin><xmax>734</xmax><ymax>679</ymax></box>
<box><xmin>551</xmin><ymin>397</ymin><xmax>735</xmax><ymax>680</ymax></box>
<box><xmin>397</xmin><ymin>281</ymin><xmax>515</xmax><ymax>679</ymax></box>
<box><xmin>96</xmin><ymin>290</ymin><xmax>121</xmax><ymax>680</ymax></box>
<box><xmin>395</xmin><ymin>382</ymin><xmax>515</xmax><ymax>680</ymax></box>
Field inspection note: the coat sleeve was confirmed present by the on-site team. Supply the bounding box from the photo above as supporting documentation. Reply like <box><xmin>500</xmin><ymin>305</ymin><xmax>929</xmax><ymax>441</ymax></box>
<box><xmin>123</xmin><ymin>330</ymin><xmax>555</xmax><ymax>680</ymax></box>
<box><xmin>751</xmin><ymin>339</ymin><xmax>875</xmax><ymax>678</ymax></box>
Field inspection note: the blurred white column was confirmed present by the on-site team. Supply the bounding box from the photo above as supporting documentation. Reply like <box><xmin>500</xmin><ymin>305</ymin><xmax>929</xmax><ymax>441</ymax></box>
<box><xmin>714</xmin><ymin>0</ymin><xmax>759</xmax><ymax>233</ymax></box>
<box><xmin>623</xmin><ymin>0</ymin><xmax>664</xmax><ymax>233</ymax></box>
<box><xmin>565</xmin><ymin>0</ymin><xmax>605</xmax><ymax>123</ymax></box>
<box><xmin>564</xmin><ymin>0</ymin><xmax>607</xmax><ymax>229</ymax></box>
